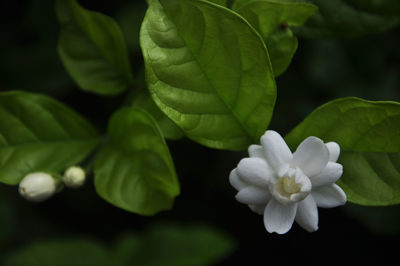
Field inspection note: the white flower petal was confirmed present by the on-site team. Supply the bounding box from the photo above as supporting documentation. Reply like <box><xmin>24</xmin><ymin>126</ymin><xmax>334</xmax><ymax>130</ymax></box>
<box><xmin>311</xmin><ymin>184</ymin><xmax>347</xmax><ymax>208</ymax></box>
<box><xmin>291</xmin><ymin>136</ymin><xmax>329</xmax><ymax>177</ymax></box>
<box><xmin>309</xmin><ymin>162</ymin><xmax>343</xmax><ymax>187</ymax></box>
<box><xmin>260</xmin><ymin>131</ymin><xmax>292</xmax><ymax>173</ymax></box>
<box><xmin>248</xmin><ymin>144</ymin><xmax>265</xmax><ymax>158</ymax></box>
<box><xmin>237</xmin><ymin>158</ymin><xmax>273</xmax><ymax>188</ymax></box>
<box><xmin>235</xmin><ymin>186</ymin><xmax>271</xmax><ymax>205</ymax></box>
<box><xmin>229</xmin><ymin>169</ymin><xmax>247</xmax><ymax>191</ymax></box>
<box><xmin>295</xmin><ymin>195</ymin><xmax>318</xmax><ymax>232</ymax></box>
<box><xmin>249</xmin><ymin>204</ymin><xmax>266</xmax><ymax>215</ymax></box>
<box><xmin>263</xmin><ymin>199</ymin><xmax>297</xmax><ymax>234</ymax></box>
<box><xmin>326</xmin><ymin>142</ymin><xmax>340</xmax><ymax>162</ymax></box>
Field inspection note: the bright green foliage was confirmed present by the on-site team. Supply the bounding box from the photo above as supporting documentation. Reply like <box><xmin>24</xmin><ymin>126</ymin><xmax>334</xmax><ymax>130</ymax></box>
<box><xmin>296</xmin><ymin>0</ymin><xmax>400</xmax><ymax>39</ymax></box>
<box><xmin>131</xmin><ymin>91</ymin><xmax>183</xmax><ymax>140</ymax></box>
<box><xmin>140</xmin><ymin>0</ymin><xmax>276</xmax><ymax>150</ymax></box>
<box><xmin>0</xmin><ymin>91</ymin><xmax>99</xmax><ymax>185</ymax></box>
<box><xmin>285</xmin><ymin>97</ymin><xmax>400</xmax><ymax>206</ymax></box>
<box><xmin>2</xmin><ymin>239</ymin><xmax>112</xmax><ymax>266</ymax></box>
<box><xmin>94</xmin><ymin>107</ymin><xmax>179</xmax><ymax>215</ymax></box>
<box><xmin>56</xmin><ymin>0</ymin><xmax>133</xmax><ymax>95</ymax></box>
<box><xmin>113</xmin><ymin>224</ymin><xmax>237</xmax><ymax>266</ymax></box>
<box><xmin>232</xmin><ymin>0</ymin><xmax>317</xmax><ymax>76</ymax></box>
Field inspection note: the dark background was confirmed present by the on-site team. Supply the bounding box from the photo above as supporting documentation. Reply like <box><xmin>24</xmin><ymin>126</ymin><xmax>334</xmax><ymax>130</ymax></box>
<box><xmin>1</xmin><ymin>0</ymin><xmax>400</xmax><ymax>265</ymax></box>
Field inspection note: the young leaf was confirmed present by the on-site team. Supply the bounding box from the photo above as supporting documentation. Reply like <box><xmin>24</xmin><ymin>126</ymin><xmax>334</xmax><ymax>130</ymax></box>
<box><xmin>0</xmin><ymin>91</ymin><xmax>99</xmax><ymax>185</ymax></box>
<box><xmin>140</xmin><ymin>0</ymin><xmax>277</xmax><ymax>150</ymax></box>
<box><xmin>131</xmin><ymin>91</ymin><xmax>183</xmax><ymax>140</ymax></box>
<box><xmin>56</xmin><ymin>0</ymin><xmax>133</xmax><ymax>95</ymax></box>
<box><xmin>295</xmin><ymin>0</ymin><xmax>400</xmax><ymax>39</ymax></box>
<box><xmin>94</xmin><ymin>107</ymin><xmax>179</xmax><ymax>215</ymax></box>
<box><xmin>113</xmin><ymin>224</ymin><xmax>237</xmax><ymax>266</ymax></box>
<box><xmin>2</xmin><ymin>238</ymin><xmax>112</xmax><ymax>266</ymax></box>
<box><xmin>232</xmin><ymin>0</ymin><xmax>317</xmax><ymax>76</ymax></box>
<box><xmin>285</xmin><ymin>97</ymin><xmax>400</xmax><ymax>206</ymax></box>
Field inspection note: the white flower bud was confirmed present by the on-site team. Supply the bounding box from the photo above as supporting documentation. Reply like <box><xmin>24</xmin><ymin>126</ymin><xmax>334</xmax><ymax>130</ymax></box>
<box><xmin>19</xmin><ymin>173</ymin><xmax>57</xmax><ymax>202</ymax></box>
<box><xmin>63</xmin><ymin>166</ymin><xmax>86</xmax><ymax>188</ymax></box>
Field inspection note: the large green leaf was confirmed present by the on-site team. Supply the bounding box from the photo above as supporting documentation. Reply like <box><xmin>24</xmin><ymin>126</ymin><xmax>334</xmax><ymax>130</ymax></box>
<box><xmin>113</xmin><ymin>224</ymin><xmax>236</xmax><ymax>266</ymax></box>
<box><xmin>94</xmin><ymin>107</ymin><xmax>179</xmax><ymax>215</ymax></box>
<box><xmin>2</xmin><ymin>238</ymin><xmax>112</xmax><ymax>266</ymax></box>
<box><xmin>285</xmin><ymin>97</ymin><xmax>400</xmax><ymax>206</ymax></box>
<box><xmin>232</xmin><ymin>0</ymin><xmax>317</xmax><ymax>76</ymax></box>
<box><xmin>140</xmin><ymin>0</ymin><xmax>276</xmax><ymax>150</ymax></box>
<box><xmin>296</xmin><ymin>0</ymin><xmax>400</xmax><ymax>39</ymax></box>
<box><xmin>131</xmin><ymin>91</ymin><xmax>183</xmax><ymax>140</ymax></box>
<box><xmin>56</xmin><ymin>0</ymin><xmax>133</xmax><ymax>95</ymax></box>
<box><xmin>207</xmin><ymin>0</ymin><xmax>228</xmax><ymax>6</ymax></box>
<box><xmin>0</xmin><ymin>91</ymin><xmax>99</xmax><ymax>185</ymax></box>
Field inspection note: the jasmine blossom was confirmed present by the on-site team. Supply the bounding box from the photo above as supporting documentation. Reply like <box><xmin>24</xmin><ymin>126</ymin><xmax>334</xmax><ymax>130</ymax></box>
<box><xmin>230</xmin><ymin>130</ymin><xmax>346</xmax><ymax>234</ymax></box>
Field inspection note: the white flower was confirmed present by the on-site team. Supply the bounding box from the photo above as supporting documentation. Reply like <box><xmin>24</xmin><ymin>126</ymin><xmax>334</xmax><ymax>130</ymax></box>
<box><xmin>230</xmin><ymin>130</ymin><xmax>346</xmax><ymax>234</ymax></box>
<box><xmin>19</xmin><ymin>172</ymin><xmax>57</xmax><ymax>202</ymax></box>
<box><xmin>63</xmin><ymin>166</ymin><xmax>86</xmax><ymax>188</ymax></box>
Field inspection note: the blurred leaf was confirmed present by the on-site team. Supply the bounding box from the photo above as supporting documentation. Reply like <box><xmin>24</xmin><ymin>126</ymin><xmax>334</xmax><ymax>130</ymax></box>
<box><xmin>2</xmin><ymin>224</ymin><xmax>235</xmax><ymax>266</ymax></box>
<box><xmin>116</xmin><ymin>1</ymin><xmax>147</xmax><ymax>53</ymax></box>
<box><xmin>113</xmin><ymin>224</ymin><xmax>237</xmax><ymax>266</ymax></box>
<box><xmin>0</xmin><ymin>192</ymin><xmax>16</xmax><ymax>244</ymax></box>
<box><xmin>0</xmin><ymin>91</ymin><xmax>99</xmax><ymax>185</ymax></box>
<box><xmin>94</xmin><ymin>107</ymin><xmax>179</xmax><ymax>215</ymax></box>
<box><xmin>345</xmin><ymin>0</ymin><xmax>400</xmax><ymax>16</ymax></box>
<box><xmin>112</xmin><ymin>234</ymin><xmax>142</xmax><ymax>266</ymax></box>
<box><xmin>344</xmin><ymin>203</ymin><xmax>400</xmax><ymax>235</ymax></box>
<box><xmin>296</xmin><ymin>0</ymin><xmax>400</xmax><ymax>39</ymax></box>
<box><xmin>232</xmin><ymin>0</ymin><xmax>317</xmax><ymax>76</ymax></box>
<box><xmin>131</xmin><ymin>91</ymin><xmax>184</xmax><ymax>140</ymax></box>
<box><xmin>266</xmin><ymin>29</ymin><xmax>298</xmax><ymax>76</ymax></box>
<box><xmin>2</xmin><ymin>238</ymin><xmax>112</xmax><ymax>266</ymax></box>
<box><xmin>285</xmin><ymin>97</ymin><xmax>400</xmax><ymax>206</ymax></box>
<box><xmin>56</xmin><ymin>0</ymin><xmax>133</xmax><ymax>95</ymax></box>
<box><xmin>140</xmin><ymin>0</ymin><xmax>276</xmax><ymax>150</ymax></box>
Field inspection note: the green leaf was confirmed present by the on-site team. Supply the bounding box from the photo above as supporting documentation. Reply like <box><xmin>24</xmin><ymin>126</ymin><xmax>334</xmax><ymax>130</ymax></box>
<box><xmin>207</xmin><ymin>0</ymin><xmax>228</xmax><ymax>6</ymax></box>
<box><xmin>2</xmin><ymin>224</ymin><xmax>235</xmax><ymax>266</ymax></box>
<box><xmin>232</xmin><ymin>0</ymin><xmax>317</xmax><ymax>76</ymax></box>
<box><xmin>2</xmin><ymin>238</ymin><xmax>112</xmax><ymax>266</ymax></box>
<box><xmin>285</xmin><ymin>97</ymin><xmax>400</xmax><ymax>206</ymax></box>
<box><xmin>345</xmin><ymin>0</ymin><xmax>400</xmax><ymax>16</ymax></box>
<box><xmin>131</xmin><ymin>91</ymin><xmax>183</xmax><ymax>140</ymax></box>
<box><xmin>344</xmin><ymin>203</ymin><xmax>400</xmax><ymax>235</ymax></box>
<box><xmin>266</xmin><ymin>29</ymin><xmax>298</xmax><ymax>76</ymax></box>
<box><xmin>56</xmin><ymin>0</ymin><xmax>133</xmax><ymax>95</ymax></box>
<box><xmin>140</xmin><ymin>0</ymin><xmax>276</xmax><ymax>150</ymax></box>
<box><xmin>0</xmin><ymin>91</ymin><xmax>99</xmax><ymax>185</ymax></box>
<box><xmin>295</xmin><ymin>0</ymin><xmax>400</xmax><ymax>39</ymax></box>
<box><xmin>113</xmin><ymin>224</ymin><xmax>237</xmax><ymax>266</ymax></box>
<box><xmin>94</xmin><ymin>107</ymin><xmax>179</xmax><ymax>215</ymax></box>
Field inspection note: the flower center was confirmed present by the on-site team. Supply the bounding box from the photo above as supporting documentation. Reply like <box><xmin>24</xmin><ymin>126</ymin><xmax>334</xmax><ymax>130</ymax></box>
<box><xmin>271</xmin><ymin>167</ymin><xmax>311</xmax><ymax>205</ymax></box>
<box><xmin>277</xmin><ymin>177</ymin><xmax>301</xmax><ymax>195</ymax></box>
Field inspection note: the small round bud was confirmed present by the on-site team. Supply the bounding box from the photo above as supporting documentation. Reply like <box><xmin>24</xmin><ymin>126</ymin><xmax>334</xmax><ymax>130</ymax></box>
<box><xmin>63</xmin><ymin>166</ymin><xmax>86</xmax><ymax>188</ymax></box>
<box><xmin>19</xmin><ymin>173</ymin><xmax>57</xmax><ymax>202</ymax></box>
